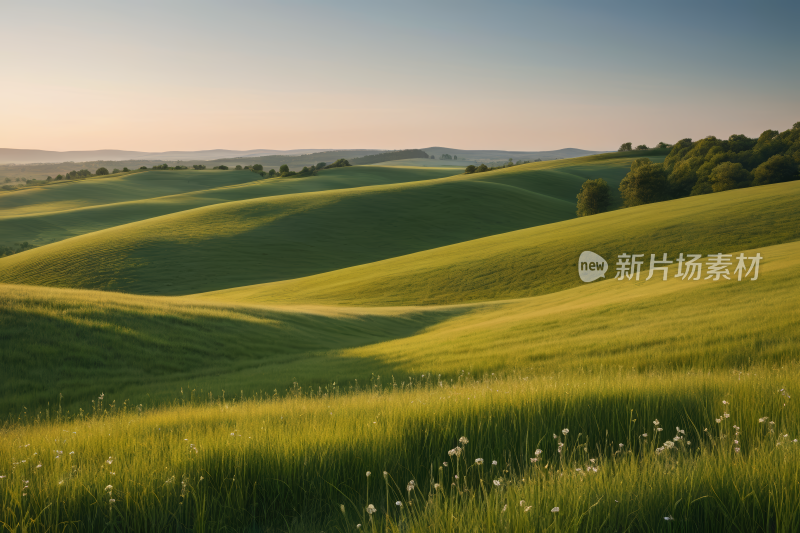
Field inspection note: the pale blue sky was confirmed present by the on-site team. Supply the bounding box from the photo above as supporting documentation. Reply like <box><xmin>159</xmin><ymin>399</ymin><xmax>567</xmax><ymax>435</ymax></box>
<box><xmin>2</xmin><ymin>0</ymin><xmax>798</xmax><ymax>151</ymax></box>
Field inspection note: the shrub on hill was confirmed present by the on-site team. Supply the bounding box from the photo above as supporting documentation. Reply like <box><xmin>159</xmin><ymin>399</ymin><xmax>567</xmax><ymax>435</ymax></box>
<box><xmin>95</xmin><ymin>167</ymin><xmax>109</xmax><ymax>175</ymax></box>
<box><xmin>576</xmin><ymin>178</ymin><xmax>611</xmax><ymax>216</ymax></box>
<box><xmin>618</xmin><ymin>142</ymin><xmax>633</xmax><ymax>152</ymax></box>
<box><xmin>464</xmin><ymin>165</ymin><xmax>476</xmax><ymax>174</ymax></box>
<box><xmin>619</xmin><ymin>158</ymin><xmax>672</xmax><ymax>207</ymax></box>
<box><xmin>324</xmin><ymin>159</ymin><xmax>351</xmax><ymax>169</ymax></box>
<box><xmin>193</xmin><ymin>164</ymin><xmax>206</xmax><ymax>170</ymax></box>
<box><xmin>0</xmin><ymin>241</ymin><xmax>35</xmax><ymax>258</ymax></box>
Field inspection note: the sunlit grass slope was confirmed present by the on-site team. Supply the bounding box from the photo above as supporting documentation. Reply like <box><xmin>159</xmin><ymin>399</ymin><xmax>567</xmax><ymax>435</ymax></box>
<box><xmin>0</xmin><ymin>175</ymin><xmax>575</xmax><ymax>294</ymax></box>
<box><xmin>2</xmin><ymin>238</ymin><xmax>797</xmax><ymax>414</ymax></box>
<box><xmin>0</xmin><ymin>166</ymin><xmax>459</xmax><ymax>247</ymax></box>
<box><xmin>205</xmin><ymin>180</ymin><xmax>800</xmax><ymax>306</ymax></box>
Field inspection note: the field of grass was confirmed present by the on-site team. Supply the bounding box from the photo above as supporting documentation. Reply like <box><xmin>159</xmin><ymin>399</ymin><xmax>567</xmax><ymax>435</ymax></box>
<box><xmin>2</xmin><ymin>154</ymin><xmax>798</xmax><ymax>531</ymax></box>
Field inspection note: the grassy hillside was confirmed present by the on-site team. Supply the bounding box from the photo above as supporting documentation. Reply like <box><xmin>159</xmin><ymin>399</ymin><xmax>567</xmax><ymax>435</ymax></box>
<box><xmin>0</xmin><ymin>166</ymin><xmax>459</xmax><ymax>247</ymax></box>
<box><xmin>0</xmin><ymin>169</ymin><xmax>585</xmax><ymax>295</ymax></box>
<box><xmin>3</xmin><ymin>237</ymin><xmax>797</xmax><ymax>415</ymax></box>
<box><xmin>202</xmin><ymin>180</ymin><xmax>800</xmax><ymax>306</ymax></box>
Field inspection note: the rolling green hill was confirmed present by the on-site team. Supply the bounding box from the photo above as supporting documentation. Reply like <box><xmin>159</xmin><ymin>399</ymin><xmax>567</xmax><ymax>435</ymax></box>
<box><xmin>2</xmin><ymin>236</ymin><xmax>797</xmax><ymax>414</ymax></box>
<box><xmin>0</xmin><ymin>153</ymin><xmax>666</xmax><ymax>294</ymax></box>
<box><xmin>200</xmin><ymin>180</ymin><xmax>800</xmax><ymax>306</ymax></box>
<box><xmin>0</xmin><ymin>166</ymin><xmax>460</xmax><ymax>247</ymax></box>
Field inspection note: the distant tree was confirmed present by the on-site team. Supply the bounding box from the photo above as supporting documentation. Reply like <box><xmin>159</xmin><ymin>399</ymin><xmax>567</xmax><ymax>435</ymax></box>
<box><xmin>534</xmin><ymin>158</ymin><xmax>542</xmax><ymax>162</ymax></box>
<box><xmin>618</xmin><ymin>142</ymin><xmax>633</xmax><ymax>152</ymax></box>
<box><xmin>453</xmin><ymin>155</ymin><xmax>457</xmax><ymax>160</ymax></box>
<box><xmin>123</xmin><ymin>167</ymin><xmax>130</xmax><ymax>172</ymax></box>
<box><xmin>430</xmin><ymin>155</ymin><xmax>435</xmax><ymax>159</ymax></box>
<box><xmin>440</xmin><ymin>154</ymin><xmax>452</xmax><ymax>160</ymax></box>
<box><xmin>4</xmin><ymin>178</ymin><xmax>11</xmax><ymax>183</ymax></box>
<box><xmin>752</xmin><ymin>154</ymin><xmax>798</xmax><ymax>185</ymax></box>
<box><xmin>464</xmin><ymin>165</ymin><xmax>476</xmax><ymax>174</ymax></box>
<box><xmin>235</xmin><ymin>165</ymin><xmax>243</xmax><ymax>171</ymax></box>
<box><xmin>268</xmin><ymin>169</ymin><xmax>276</xmax><ymax>177</ymax></box>
<box><xmin>46</xmin><ymin>176</ymin><xmax>53</xmax><ymax>181</ymax></box>
<box><xmin>316</xmin><ymin>162</ymin><xmax>326</xmax><ymax>170</ymax></box>
<box><xmin>139</xmin><ymin>166</ymin><xmax>148</xmax><ymax>170</ymax></box>
<box><xmin>635</xmin><ymin>144</ymin><xmax>649</xmax><ymax>150</ymax></box>
<box><xmin>619</xmin><ymin>158</ymin><xmax>671</xmax><ymax>207</ymax></box>
<box><xmin>476</xmin><ymin>163</ymin><xmax>488</xmax><ymax>173</ymax></box>
<box><xmin>193</xmin><ymin>164</ymin><xmax>206</xmax><ymax>170</ymax></box>
<box><xmin>325</xmin><ymin>159</ymin><xmax>351</xmax><ymax>169</ymax></box>
<box><xmin>656</xmin><ymin>142</ymin><xmax>669</xmax><ymax>149</ymax></box>
<box><xmin>112</xmin><ymin>168</ymin><xmax>120</xmax><ymax>173</ymax></box>
<box><xmin>708</xmin><ymin>162</ymin><xmax>752</xmax><ymax>192</ymax></box>
<box><xmin>218</xmin><ymin>165</ymin><xmax>229</xmax><ymax>170</ymax></box>
<box><xmin>252</xmin><ymin>164</ymin><xmax>263</xmax><ymax>172</ymax></box>
<box><xmin>55</xmin><ymin>175</ymin><xmax>63</xmax><ymax>180</ymax></box>
<box><xmin>279</xmin><ymin>164</ymin><xmax>290</xmax><ymax>174</ymax></box>
<box><xmin>95</xmin><ymin>167</ymin><xmax>109</xmax><ymax>175</ymax></box>
<box><xmin>576</xmin><ymin>178</ymin><xmax>611</xmax><ymax>216</ymax></box>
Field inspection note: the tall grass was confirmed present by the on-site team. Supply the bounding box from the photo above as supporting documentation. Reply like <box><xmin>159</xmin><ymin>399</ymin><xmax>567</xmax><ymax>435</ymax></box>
<box><xmin>1</xmin><ymin>367</ymin><xmax>797</xmax><ymax>531</ymax></box>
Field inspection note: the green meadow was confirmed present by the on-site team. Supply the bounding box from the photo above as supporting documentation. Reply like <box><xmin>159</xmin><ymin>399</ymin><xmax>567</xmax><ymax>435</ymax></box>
<box><xmin>1</xmin><ymin>154</ymin><xmax>798</xmax><ymax>531</ymax></box>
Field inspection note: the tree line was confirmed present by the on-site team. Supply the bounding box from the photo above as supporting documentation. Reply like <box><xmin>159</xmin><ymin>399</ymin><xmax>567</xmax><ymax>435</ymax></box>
<box><xmin>462</xmin><ymin>158</ymin><xmax>541</xmax><ymax>174</ymax></box>
<box><xmin>577</xmin><ymin>122</ymin><xmax>800</xmax><ymax>216</ymax></box>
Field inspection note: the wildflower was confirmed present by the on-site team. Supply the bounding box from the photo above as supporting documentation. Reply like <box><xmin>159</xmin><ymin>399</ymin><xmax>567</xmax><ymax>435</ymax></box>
<box><xmin>492</xmin><ymin>460</ymin><xmax>498</xmax><ymax>466</ymax></box>
<box><xmin>562</xmin><ymin>428</ymin><xmax>569</xmax><ymax>436</ymax></box>
<box><xmin>734</xmin><ymin>447</ymin><xmax>740</xmax><ymax>453</ymax></box>
<box><xmin>524</xmin><ymin>506</ymin><xmax>532</xmax><ymax>512</ymax></box>
<box><xmin>653</xmin><ymin>419</ymin><xmax>660</xmax><ymax>426</ymax></box>
<box><xmin>407</xmin><ymin>480</ymin><xmax>415</xmax><ymax>492</ymax></box>
<box><xmin>383</xmin><ymin>471</ymin><xmax>388</xmax><ymax>478</ymax></box>
<box><xmin>459</xmin><ymin>436</ymin><xmax>469</xmax><ymax>445</ymax></box>
<box><xmin>663</xmin><ymin>441</ymin><xmax>675</xmax><ymax>449</ymax></box>
<box><xmin>519</xmin><ymin>500</ymin><xmax>526</xmax><ymax>506</ymax></box>
<box><xmin>493</xmin><ymin>479</ymin><xmax>501</xmax><ymax>486</ymax></box>
<box><xmin>724</xmin><ymin>413</ymin><xmax>730</xmax><ymax>419</ymax></box>
<box><xmin>366</xmin><ymin>504</ymin><xmax>376</xmax><ymax>515</ymax></box>
<box><xmin>442</xmin><ymin>462</ymin><xmax>448</xmax><ymax>467</ymax></box>
<box><xmin>759</xmin><ymin>417</ymin><xmax>768</xmax><ymax>423</ymax></box>
<box><xmin>356</xmin><ymin>525</ymin><xmax>361</xmax><ymax>530</ymax></box>
<box><xmin>58</xmin><ymin>480</ymin><xmax>64</xmax><ymax>486</ymax></box>
<box><xmin>502</xmin><ymin>504</ymin><xmax>508</xmax><ymax>513</ymax></box>
<box><xmin>642</xmin><ymin>433</ymin><xmax>648</xmax><ymax>437</ymax></box>
<box><xmin>619</xmin><ymin>443</ymin><xmax>624</xmax><ymax>449</ymax></box>
<box><xmin>553</xmin><ymin>434</ymin><xmax>557</xmax><ymax>439</ymax></box>
<box><xmin>475</xmin><ymin>458</ymin><xmax>484</xmax><ymax>465</ymax></box>
<box><xmin>657</xmin><ymin>427</ymin><xmax>663</xmax><ymax>432</ymax></box>
<box><xmin>530</xmin><ymin>458</ymin><xmax>538</xmax><ymax>463</ymax></box>
<box><xmin>396</xmin><ymin>501</ymin><xmax>403</xmax><ymax>508</ymax></box>
<box><xmin>535</xmin><ymin>449</ymin><xmax>543</xmax><ymax>456</ymax></box>
<box><xmin>722</xmin><ymin>400</ymin><xmax>728</xmax><ymax>405</ymax></box>
<box><xmin>552</xmin><ymin>507</ymin><xmax>560</xmax><ymax>513</ymax></box>
<box><xmin>665</xmin><ymin>515</ymin><xmax>674</xmax><ymax>521</ymax></box>
<box><xmin>434</xmin><ymin>483</ymin><xmax>441</xmax><ymax>490</ymax></box>
<box><xmin>455</xmin><ymin>475</ymin><xmax>459</xmax><ymax>480</ymax></box>
<box><xmin>105</xmin><ymin>485</ymin><xmax>113</xmax><ymax>492</ymax></box>
<box><xmin>106</xmin><ymin>458</ymin><xmax>113</xmax><ymax>465</ymax></box>
<box><xmin>109</xmin><ymin>499</ymin><xmax>115</xmax><ymax>504</ymax></box>
<box><xmin>366</xmin><ymin>471</ymin><xmax>371</xmax><ymax>477</ymax></box>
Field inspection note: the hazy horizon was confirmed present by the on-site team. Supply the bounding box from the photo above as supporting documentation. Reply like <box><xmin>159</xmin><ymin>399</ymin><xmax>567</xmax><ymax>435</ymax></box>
<box><xmin>2</xmin><ymin>0</ymin><xmax>798</xmax><ymax>152</ymax></box>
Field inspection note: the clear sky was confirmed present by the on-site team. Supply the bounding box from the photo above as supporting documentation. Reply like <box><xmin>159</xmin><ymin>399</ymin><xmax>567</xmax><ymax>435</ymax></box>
<box><xmin>1</xmin><ymin>0</ymin><xmax>798</xmax><ymax>152</ymax></box>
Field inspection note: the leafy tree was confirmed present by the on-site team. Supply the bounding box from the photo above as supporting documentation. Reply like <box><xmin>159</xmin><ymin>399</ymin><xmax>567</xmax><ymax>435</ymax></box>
<box><xmin>123</xmin><ymin>167</ymin><xmax>130</xmax><ymax>172</ymax></box>
<box><xmin>112</xmin><ymin>169</ymin><xmax>120</xmax><ymax>174</ymax></box>
<box><xmin>55</xmin><ymin>175</ymin><xmax>63</xmax><ymax>180</ymax></box>
<box><xmin>619</xmin><ymin>158</ymin><xmax>671</xmax><ymax>207</ymax></box>
<box><xmin>453</xmin><ymin>155</ymin><xmax>457</xmax><ymax>160</ymax></box>
<box><xmin>252</xmin><ymin>164</ymin><xmax>263</xmax><ymax>172</ymax></box>
<box><xmin>476</xmin><ymin>163</ymin><xmax>488</xmax><ymax>173</ymax></box>
<box><xmin>752</xmin><ymin>154</ymin><xmax>798</xmax><ymax>185</ymax></box>
<box><xmin>95</xmin><ymin>167</ymin><xmax>109</xmax><ymax>175</ymax></box>
<box><xmin>139</xmin><ymin>166</ymin><xmax>148</xmax><ymax>170</ymax></box>
<box><xmin>46</xmin><ymin>176</ymin><xmax>53</xmax><ymax>181</ymax></box>
<box><xmin>316</xmin><ymin>162</ymin><xmax>326</xmax><ymax>170</ymax></box>
<box><xmin>656</xmin><ymin>142</ymin><xmax>670</xmax><ymax>149</ymax></box>
<box><xmin>464</xmin><ymin>165</ymin><xmax>476</xmax><ymax>174</ymax></box>
<box><xmin>193</xmin><ymin>165</ymin><xmax>206</xmax><ymax>170</ymax></box>
<box><xmin>279</xmin><ymin>164</ymin><xmax>290</xmax><ymax>174</ymax></box>
<box><xmin>218</xmin><ymin>165</ymin><xmax>229</xmax><ymax>170</ymax></box>
<box><xmin>576</xmin><ymin>178</ymin><xmax>611</xmax><ymax>216</ymax></box>
<box><xmin>635</xmin><ymin>144</ymin><xmax>649</xmax><ymax>150</ymax></box>
<box><xmin>618</xmin><ymin>142</ymin><xmax>633</xmax><ymax>152</ymax></box>
<box><xmin>235</xmin><ymin>165</ymin><xmax>243</xmax><ymax>171</ymax></box>
<box><xmin>268</xmin><ymin>169</ymin><xmax>276</xmax><ymax>177</ymax></box>
<box><xmin>708</xmin><ymin>162</ymin><xmax>751</xmax><ymax>192</ymax></box>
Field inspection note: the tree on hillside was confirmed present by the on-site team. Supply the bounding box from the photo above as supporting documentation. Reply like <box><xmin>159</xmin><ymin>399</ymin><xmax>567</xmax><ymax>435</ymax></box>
<box><xmin>316</xmin><ymin>162</ymin><xmax>326</xmax><ymax>170</ymax></box>
<box><xmin>618</xmin><ymin>142</ymin><xmax>633</xmax><ymax>152</ymax></box>
<box><xmin>123</xmin><ymin>167</ymin><xmax>130</xmax><ymax>172</ymax></box>
<box><xmin>576</xmin><ymin>178</ymin><xmax>611</xmax><ymax>216</ymax></box>
<box><xmin>268</xmin><ymin>169</ymin><xmax>276</xmax><ymax>177</ymax></box>
<box><xmin>476</xmin><ymin>163</ymin><xmax>488</xmax><ymax>173</ymax></box>
<box><xmin>112</xmin><ymin>169</ymin><xmax>120</xmax><ymax>173</ymax></box>
<box><xmin>252</xmin><ymin>164</ymin><xmax>263</xmax><ymax>172</ymax></box>
<box><xmin>708</xmin><ymin>162</ymin><xmax>751</xmax><ymax>192</ymax></box>
<box><xmin>235</xmin><ymin>165</ymin><xmax>243</xmax><ymax>170</ymax></box>
<box><xmin>635</xmin><ymin>144</ymin><xmax>649</xmax><ymax>150</ymax></box>
<box><xmin>193</xmin><ymin>164</ymin><xmax>206</xmax><ymax>170</ymax></box>
<box><xmin>619</xmin><ymin>158</ymin><xmax>671</xmax><ymax>207</ymax></box>
<box><xmin>139</xmin><ymin>166</ymin><xmax>148</xmax><ymax>170</ymax></box>
<box><xmin>279</xmin><ymin>164</ymin><xmax>290</xmax><ymax>174</ymax></box>
<box><xmin>95</xmin><ymin>167</ymin><xmax>109</xmax><ymax>175</ymax></box>
<box><xmin>752</xmin><ymin>154</ymin><xmax>798</xmax><ymax>185</ymax></box>
<box><xmin>464</xmin><ymin>165</ymin><xmax>476</xmax><ymax>174</ymax></box>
